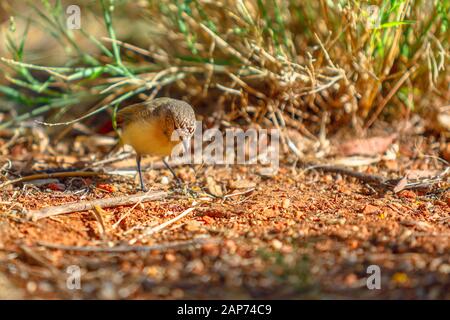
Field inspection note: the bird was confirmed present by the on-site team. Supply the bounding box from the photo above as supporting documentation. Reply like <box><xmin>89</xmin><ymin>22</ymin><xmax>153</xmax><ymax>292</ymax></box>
<box><xmin>116</xmin><ymin>97</ymin><xmax>196</xmax><ymax>191</ymax></box>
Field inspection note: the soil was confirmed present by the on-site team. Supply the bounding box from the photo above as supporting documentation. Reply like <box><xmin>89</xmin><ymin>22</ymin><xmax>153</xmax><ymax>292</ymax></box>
<box><xmin>0</xmin><ymin>129</ymin><xmax>448</xmax><ymax>299</ymax></box>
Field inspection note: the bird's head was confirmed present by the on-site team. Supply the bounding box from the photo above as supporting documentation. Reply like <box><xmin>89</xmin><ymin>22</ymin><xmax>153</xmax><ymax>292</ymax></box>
<box><xmin>163</xmin><ymin>100</ymin><xmax>196</xmax><ymax>151</ymax></box>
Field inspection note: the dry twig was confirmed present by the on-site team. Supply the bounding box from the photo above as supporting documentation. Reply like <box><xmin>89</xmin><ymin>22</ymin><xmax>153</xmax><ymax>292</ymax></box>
<box><xmin>0</xmin><ymin>171</ymin><xmax>105</xmax><ymax>189</ymax></box>
<box><xmin>37</xmin><ymin>237</ymin><xmax>217</xmax><ymax>253</ymax></box>
<box><xmin>304</xmin><ymin>163</ymin><xmax>449</xmax><ymax>191</ymax></box>
<box><xmin>28</xmin><ymin>191</ymin><xmax>167</xmax><ymax>221</ymax></box>
<box><xmin>138</xmin><ymin>205</ymin><xmax>197</xmax><ymax>239</ymax></box>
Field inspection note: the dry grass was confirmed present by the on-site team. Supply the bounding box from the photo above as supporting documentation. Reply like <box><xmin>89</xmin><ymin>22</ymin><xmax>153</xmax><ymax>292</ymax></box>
<box><xmin>0</xmin><ymin>0</ymin><xmax>448</xmax><ymax>141</ymax></box>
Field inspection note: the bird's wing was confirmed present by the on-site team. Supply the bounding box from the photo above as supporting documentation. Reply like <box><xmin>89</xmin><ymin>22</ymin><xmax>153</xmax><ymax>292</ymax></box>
<box><xmin>116</xmin><ymin>98</ymin><xmax>175</xmax><ymax>126</ymax></box>
<box><xmin>116</xmin><ymin>101</ymin><xmax>155</xmax><ymax>127</ymax></box>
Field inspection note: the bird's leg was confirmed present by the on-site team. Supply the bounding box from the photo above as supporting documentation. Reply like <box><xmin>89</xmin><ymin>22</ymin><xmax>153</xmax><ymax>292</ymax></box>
<box><xmin>163</xmin><ymin>157</ymin><xmax>183</xmax><ymax>186</ymax></box>
<box><xmin>136</xmin><ymin>154</ymin><xmax>147</xmax><ymax>192</ymax></box>
<box><xmin>162</xmin><ymin>158</ymin><xmax>199</xmax><ymax>198</ymax></box>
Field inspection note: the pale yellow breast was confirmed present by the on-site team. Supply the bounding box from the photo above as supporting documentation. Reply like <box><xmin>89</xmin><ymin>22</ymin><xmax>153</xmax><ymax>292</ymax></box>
<box><xmin>121</xmin><ymin>119</ymin><xmax>178</xmax><ymax>156</ymax></box>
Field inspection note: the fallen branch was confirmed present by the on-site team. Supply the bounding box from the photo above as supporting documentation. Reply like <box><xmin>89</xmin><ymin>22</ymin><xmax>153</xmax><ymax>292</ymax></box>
<box><xmin>37</xmin><ymin>237</ymin><xmax>217</xmax><ymax>253</ymax></box>
<box><xmin>8</xmin><ymin>159</ymin><xmax>197</xmax><ymax>182</ymax></box>
<box><xmin>304</xmin><ymin>164</ymin><xmax>449</xmax><ymax>191</ymax></box>
<box><xmin>28</xmin><ymin>191</ymin><xmax>167</xmax><ymax>221</ymax></box>
<box><xmin>304</xmin><ymin>164</ymin><xmax>384</xmax><ymax>184</ymax></box>
<box><xmin>0</xmin><ymin>171</ymin><xmax>105</xmax><ymax>189</ymax></box>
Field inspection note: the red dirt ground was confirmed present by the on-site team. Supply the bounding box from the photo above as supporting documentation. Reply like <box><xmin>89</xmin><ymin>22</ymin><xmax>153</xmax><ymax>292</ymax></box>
<box><xmin>0</xmin><ymin>131</ymin><xmax>448</xmax><ymax>299</ymax></box>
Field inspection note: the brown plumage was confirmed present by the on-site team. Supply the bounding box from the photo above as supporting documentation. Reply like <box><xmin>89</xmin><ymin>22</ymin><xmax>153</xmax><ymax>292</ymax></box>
<box><xmin>116</xmin><ymin>97</ymin><xmax>196</xmax><ymax>191</ymax></box>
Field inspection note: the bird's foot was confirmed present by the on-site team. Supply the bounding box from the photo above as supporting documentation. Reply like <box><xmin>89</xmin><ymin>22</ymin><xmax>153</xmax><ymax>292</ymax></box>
<box><xmin>139</xmin><ymin>182</ymin><xmax>148</xmax><ymax>193</ymax></box>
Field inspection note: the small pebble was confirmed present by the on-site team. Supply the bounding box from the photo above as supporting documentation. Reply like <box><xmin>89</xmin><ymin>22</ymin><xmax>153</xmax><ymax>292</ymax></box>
<box><xmin>282</xmin><ymin>198</ymin><xmax>290</xmax><ymax>209</ymax></box>
<box><xmin>271</xmin><ymin>239</ymin><xmax>283</xmax><ymax>250</ymax></box>
<box><xmin>160</xmin><ymin>176</ymin><xmax>170</xmax><ymax>185</ymax></box>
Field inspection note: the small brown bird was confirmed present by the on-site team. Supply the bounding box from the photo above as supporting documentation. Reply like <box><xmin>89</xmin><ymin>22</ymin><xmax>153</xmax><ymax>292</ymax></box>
<box><xmin>116</xmin><ymin>97</ymin><xmax>196</xmax><ymax>191</ymax></box>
